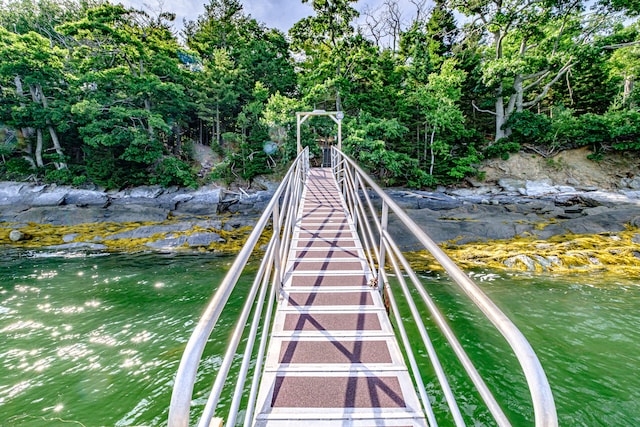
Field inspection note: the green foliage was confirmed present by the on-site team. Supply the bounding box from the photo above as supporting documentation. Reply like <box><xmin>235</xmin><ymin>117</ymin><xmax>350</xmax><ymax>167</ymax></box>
<box><xmin>0</xmin><ymin>0</ymin><xmax>636</xmax><ymax>191</ymax></box>
<box><xmin>505</xmin><ymin>111</ymin><xmax>552</xmax><ymax>145</ymax></box>
<box><xmin>449</xmin><ymin>145</ymin><xmax>484</xmax><ymax>180</ymax></box>
<box><xmin>499</xmin><ymin>107</ymin><xmax>640</xmax><ymax>156</ymax></box>
<box><xmin>4</xmin><ymin>156</ymin><xmax>33</xmax><ymax>177</ymax></box>
<box><xmin>209</xmin><ymin>158</ymin><xmax>234</xmax><ymax>185</ymax></box>
<box><xmin>345</xmin><ymin>113</ymin><xmax>433</xmax><ymax>187</ymax></box>
<box><xmin>44</xmin><ymin>167</ymin><xmax>73</xmax><ymax>185</ymax></box>
<box><xmin>609</xmin><ymin>110</ymin><xmax>640</xmax><ymax>151</ymax></box>
<box><xmin>150</xmin><ymin>157</ymin><xmax>198</xmax><ymax>188</ymax></box>
<box><xmin>485</xmin><ymin>140</ymin><xmax>522</xmax><ymax>160</ymax></box>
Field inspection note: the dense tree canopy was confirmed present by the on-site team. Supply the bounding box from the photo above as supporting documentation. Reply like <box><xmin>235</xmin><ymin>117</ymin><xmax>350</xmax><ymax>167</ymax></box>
<box><xmin>0</xmin><ymin>0</ymin><xmax>637</xmax><ymax>189</ymax></box>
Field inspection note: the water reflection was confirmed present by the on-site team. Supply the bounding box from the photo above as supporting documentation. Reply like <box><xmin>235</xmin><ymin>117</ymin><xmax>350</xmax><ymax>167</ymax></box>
<box><xmin>0</xmin><ymin>250</ymin><xmax>233</xmax><ymax>425</ymax></box>
<box><xmin>1</xmin><ymin>250</ymin><xmax>638</xmax><ymax>426</ymax></box>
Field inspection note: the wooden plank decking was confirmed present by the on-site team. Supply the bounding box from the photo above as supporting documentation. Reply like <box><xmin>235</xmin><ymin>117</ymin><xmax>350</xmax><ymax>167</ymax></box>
<box><xmin>253</xmin><ymin>168</ymin><xmax>427</xmax><ymax>427</ymax></box>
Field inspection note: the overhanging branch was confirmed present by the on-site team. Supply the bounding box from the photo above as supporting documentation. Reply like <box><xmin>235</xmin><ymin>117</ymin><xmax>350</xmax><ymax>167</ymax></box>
<box><xmin>472</xmin><ymin>100</ymin><xmax>497</xmax><ymax>116</ymax></box>
<box><xmin>522</xmin><ymin>59</ymin><xmax>575</xmax><ymax>108</ymax></box>
<box><xmin>602</xmin><ymin>41</ymin><xmax>640</xmax><ymax>49</ymax></box>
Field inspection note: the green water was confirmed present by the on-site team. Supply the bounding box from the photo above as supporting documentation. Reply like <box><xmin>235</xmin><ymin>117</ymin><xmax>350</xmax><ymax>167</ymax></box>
<box><xmin>0</xmin><ymin>250</ymin><xmax>245</xmax><ymax>426</ymax></box>
<box><xmin>0</xmin><ymin>250</ymin><xmax>638</xmax><ymax>426</ymax></box>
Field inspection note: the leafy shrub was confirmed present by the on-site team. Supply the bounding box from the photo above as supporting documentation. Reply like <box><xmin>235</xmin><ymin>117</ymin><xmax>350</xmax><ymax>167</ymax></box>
<box><xmin>609</xmin><ymin>110</ymin><xmax>640</xmax><ymax>151</ymax></box>
<box><xmin>549</xmin><ymin>107</ymin><xmax>583</xmax><ymax>148</ymax></box>
<box><xmin>448</xmin><ymin>146</ymin><xmax>484</xmax><ymax>179</ymax></box>
<box><xmin>210</xmin><ymin>159</ymin><xmax>235</xmax><ymax>186</ymax></box>
<box><xmin>150</xmin><ymin>157</ymin><xmax>198</xmax><ymax>188</ymax></box>
<box><xmin>505</xmin><ymin>111</ymin><xmax>551</xmax><ymax>145</ymax></box>
<box><xmin>484</xmin><ymin>139</ymin><xmax>521</xmax><ymax>160</ymax></box>
<box><xmin>574</xmin><ymin>113</ymin><xmax>610</xmax><ymax>150</ymax></box>
<box><xmin>4</xmin><ymin>157</ymin><xmax>34</xmax><ymax>176</ymax></box>
<box><xmin>499</xmin><ymin>107</ymin><xmax>640</xmax><ymax>156</ymax></box>
<box><xmin>44</xmin><ymin>168</ymin><xmax>73</xmax><ymax>185</ymax></box>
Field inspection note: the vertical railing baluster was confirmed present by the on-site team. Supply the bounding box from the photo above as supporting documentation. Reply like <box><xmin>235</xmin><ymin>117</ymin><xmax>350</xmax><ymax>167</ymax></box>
<box><xmin>378</xmin><ymin>202</ymin><xmax>388</xmax><ymax>286</ymax></box>
<box><xmin>272</xmin><ymin>199</ymin><xmax>282</xmax><ymax>292</ymax></box>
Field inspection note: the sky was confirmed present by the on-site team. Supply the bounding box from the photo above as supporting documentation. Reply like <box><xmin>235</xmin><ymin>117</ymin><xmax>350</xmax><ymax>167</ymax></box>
<box><xmin>117</xmin><ymin>0</ymin><xmax>428</xmax><ymax>35</ymax></box>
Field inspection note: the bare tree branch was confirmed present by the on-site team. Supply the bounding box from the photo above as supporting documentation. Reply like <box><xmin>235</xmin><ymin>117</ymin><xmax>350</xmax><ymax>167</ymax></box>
<box><xmin>408</xmin><ymin>0</ymin><xmax>428</xmax><ymax>22</ymax></box>
<box><xmin>523</xmin><ymin>59</ymin><xmax>575</xmax><ymax>108</ymax></box>
<box><xmin>523</xmin><ymin>70</ymin><xmax>551</xmax><ymax>92</ymax></box>
<box><xmin>472</xmin><ymin>100</ymin><xmax>497</xmax><ymax>116</ymax></box>
<box><xmin>602</xmin><ymin>41</ymin><xmax>640</xmax><ymax>49</ymax></box>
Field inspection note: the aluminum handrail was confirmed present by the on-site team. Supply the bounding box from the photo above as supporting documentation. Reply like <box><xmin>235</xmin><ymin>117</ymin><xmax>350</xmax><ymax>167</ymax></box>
<box><xmin>168</xmin><ymin>148</ymin><xmax>309</xmax><ymax>427</ymax></box>
<box><xmin>332</xmin><ymin>147</ymin><xmax>558</xmax><ymax>427</ymax></box>
<box><xmin>169</xmin><ymin>145</ymin><xmax>556</xmax><ymax>426</ymax></box>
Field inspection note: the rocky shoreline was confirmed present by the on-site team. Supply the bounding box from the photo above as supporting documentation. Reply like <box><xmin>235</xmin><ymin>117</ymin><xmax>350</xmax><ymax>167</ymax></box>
<box><xmin>0</xmin><ymin>182</ymin><xmax>269</xmax><ymax>252</ymax></box>
<box><xmin>1</xmin><ymin>177</ymin><xmax>639</xmax><ymax>271</ymax></box>
<box><xmin>386</xmin><ymin>178</ymin><xmax>640</xmax><ymax>249</ymax></box>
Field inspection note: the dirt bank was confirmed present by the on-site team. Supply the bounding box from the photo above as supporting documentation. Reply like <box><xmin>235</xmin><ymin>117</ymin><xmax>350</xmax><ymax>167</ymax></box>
<box><xmin>480</xmin><ymin>147</ymin><xmax>640</xmax><ymax>190</ymax></box>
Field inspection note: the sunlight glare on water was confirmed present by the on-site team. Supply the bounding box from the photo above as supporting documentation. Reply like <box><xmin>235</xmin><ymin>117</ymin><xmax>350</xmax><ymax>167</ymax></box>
<box><xmin>0</xmin><ymin>249</ymin><xmax>638</xmax><ymax>426</ymax></box>
<box><xmin>0</xmin><ymin>250</ymin><xmax>235</xmax><ymax>426</ymax></box>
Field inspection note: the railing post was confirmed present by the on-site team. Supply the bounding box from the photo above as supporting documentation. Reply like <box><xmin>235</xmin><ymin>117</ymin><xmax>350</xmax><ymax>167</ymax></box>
<box><xmin>272</xmin><ymin>199</ymin><xmax>282</xmax><ymax>291</ymax></box>
<box><xmin>350</xmin><ymin>170</ymin><xmax>359</xmax><ymax>230</ymax></box>
<box><xmin>296</xmin><ymin>113</ymin><xmax>302</xmax><ymax>154</ymax></box>
<box><xmin>378</xmin><ymin>202</ymin><xmax>388</xmax><ymax>285</ymax></box>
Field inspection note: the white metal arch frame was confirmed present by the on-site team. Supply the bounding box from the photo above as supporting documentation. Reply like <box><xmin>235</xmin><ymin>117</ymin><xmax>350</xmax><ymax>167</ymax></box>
<box><xmin>296</xmin><ymin>109</ymin><xmax>344</xmax><ymax>154</ymax></box>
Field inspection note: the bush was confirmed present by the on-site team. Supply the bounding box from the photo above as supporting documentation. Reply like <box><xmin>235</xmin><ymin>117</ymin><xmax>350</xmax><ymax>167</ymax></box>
<box><xmin>4</xmin><ymin>157</ymin><xmax>34</xmax><ymax>177</ymax></box>
<box><xmin>505</xmin><ymin>111</ymin><xmax>551</xmax><ymax>145</ymax></box>
<box><xmin>44</xmin><ymin>167</ymin><xmax>73</xmax><ymax>185</ymax></box>
<box><xmin>484</xmin><ymin>139</ymin><xmax>521</xmax><ymax>160</ymax></box>
<box><xmin>448</xmin><ymin>146</ymin><xmax>484</xmax><ymax>179</ymax></box>
<box><xmin>498</xmin><ymin>107</ymin><xmax>640</xmax><ymax>156</ymax></box>
<box><xmin>609</xmin><ymin>110</ymin><xmax>640</xmax><ymax>151</ymax></box>
<box><xmin>150</xmin><ymin>157</ymin><xmax>198</xmax><ymax>188</ymax></box>
<box><xmin>574</xmin><ymin>113</ymin><xmax>610</xmax><ymax>150</ymax></box>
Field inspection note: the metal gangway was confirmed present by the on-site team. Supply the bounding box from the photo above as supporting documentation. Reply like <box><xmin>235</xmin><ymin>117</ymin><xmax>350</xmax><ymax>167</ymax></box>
<box><xmin>168</xmin><ymin>148</ymin><xmax>557</xmax><ymax>427</ymax></box>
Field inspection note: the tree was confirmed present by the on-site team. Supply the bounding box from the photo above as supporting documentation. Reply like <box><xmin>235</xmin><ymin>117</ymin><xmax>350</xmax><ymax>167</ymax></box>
<box><xmin>196</xmin><ymin>48</ymin><xmax>242</xmax><ymax>148</ymax></box>
<box><xmin>186</xmin><ymin>0</ymin><xmax>296</xmax><ymax>146</ymax></box>
<box><xmin>450</xmin><ymin>0</ymin><xmax>591</xmax><ymax>142</ymax></box>
<box><xmin>426</xmin><ymin>0</ymin><xmax>458</xmax><ymax>66</ymax></box>
<box><xmin>411</xmin><ymin>59</ymin><xmax>469</xmax><ymax>176</ymax></box>
<box><xmin>605</xmin><ymin>23</ymin><xmax>640</xmax><ymax>107</ymax></box>
<box><xmin>599</xmin><ymin>0</ymin><xmax>640</xmax><ymax>15</ymax></box>
<box><xmin>0</xmin><ymin>27</ymin><xmax>68</xmax><ymax>169</ymax></box>
<box><xmin>344</xmin><ymin>112</ymin><xmax>432</xmax><ymax>187</ymax></box>
<box><xmin>60</xmin><ymin>4</ymin><xmax>193</xmax><ymax>187</ymax></box>
<box><xmin>290</xmin><ymin>0</ymin><xmax>359</xmax><ymax>111</ymax></box>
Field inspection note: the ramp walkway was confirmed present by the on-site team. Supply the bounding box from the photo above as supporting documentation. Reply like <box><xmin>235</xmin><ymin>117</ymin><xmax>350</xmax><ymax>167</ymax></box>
<box><xmin>253</xmin><ymin>168</ymin><xmax>426</xmax><ymax>426</ymax></box>
<box><xmin>167</xmin><ymin>147</ymin><xmax>557</xmax><ymax>427</ymax></box>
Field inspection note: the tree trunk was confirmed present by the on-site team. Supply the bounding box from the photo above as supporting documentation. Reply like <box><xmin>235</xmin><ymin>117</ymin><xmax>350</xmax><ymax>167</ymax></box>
<box><xmin>514</xmin><ymin>74</ymin><xmax>524</xmax><ymax>113</ymax></box>
<box><xmin>173</xmin><ymin>124</ymin><xmax>182</xmax><ymax>155</ymax></box>
<box><xmin>215</xmin><ymin>103</ymin><xmax>221</xmax><ymax>147</ymax></box>
<box><xmin>35</xmin><ymin>128</ymin><xmax>44</xmax><ymax>168</ymax></box>
<box><xmin>416</xmin><ymin>124</ymin><xmax>420</xmax><ymax>163</ymax></box>
<box><xmin>335</xmin><ymin>61</ymin><xmax>342</xmax><ymax>112</ymax></box>
<box><xmin>144</xmin><ymin>98</ymin><xmax>154</xmax><ymax>139</ymax></box>
<box><xmin>29</xmin><ymin>83</ymin><xmax>66</xmax><ymax>169</ymax></box>
<box><xmin>429</xmin><ymin>128</ymin><xmax>436</xmax><ymax>176</ymax></box>
<box><xmin>493</xmin><ymin>29</ymin><xmax>507</xmax><ymax>143</ymax></box>
<box><xmin>47</xmin><ymin>126</ymin><xmax>65</xmax><ymax>169</ymax></box>
<box><xmin>495</xmin><ymin>85</ymin><xmax>507</xmax><ymax>142</ymax></box>
<box><xmin>623</xmin><ymin>74</ymin><xmax>634</xmax><ymax>104</ymax></box>
<box><xmin>37</xmin><ymin>85</ymin><xmax>67</xmax><ymax>169</ymax></box>
<box><xmin>423</xmin><ymin>122</ymin><xmax>428</xmax><ymax>166</ymax></box>
<box><xmin>13</xmin><ymin>76</ymin><xmax>36</xmax><ymax>165</ymax></box>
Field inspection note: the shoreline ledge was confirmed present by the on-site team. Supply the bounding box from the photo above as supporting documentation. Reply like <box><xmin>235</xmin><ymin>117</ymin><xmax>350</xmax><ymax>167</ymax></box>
<box><xmin>1</xmin><ymin>180</ymin><xmax>639</xmax><ymax>273</ymax></box>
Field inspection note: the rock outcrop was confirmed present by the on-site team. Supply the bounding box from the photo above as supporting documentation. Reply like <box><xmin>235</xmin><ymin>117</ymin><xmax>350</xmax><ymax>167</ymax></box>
<box><xmin>1</xmin><ymin>172</ymin><xmax>639</xmax><ymax>254</ymax></box>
